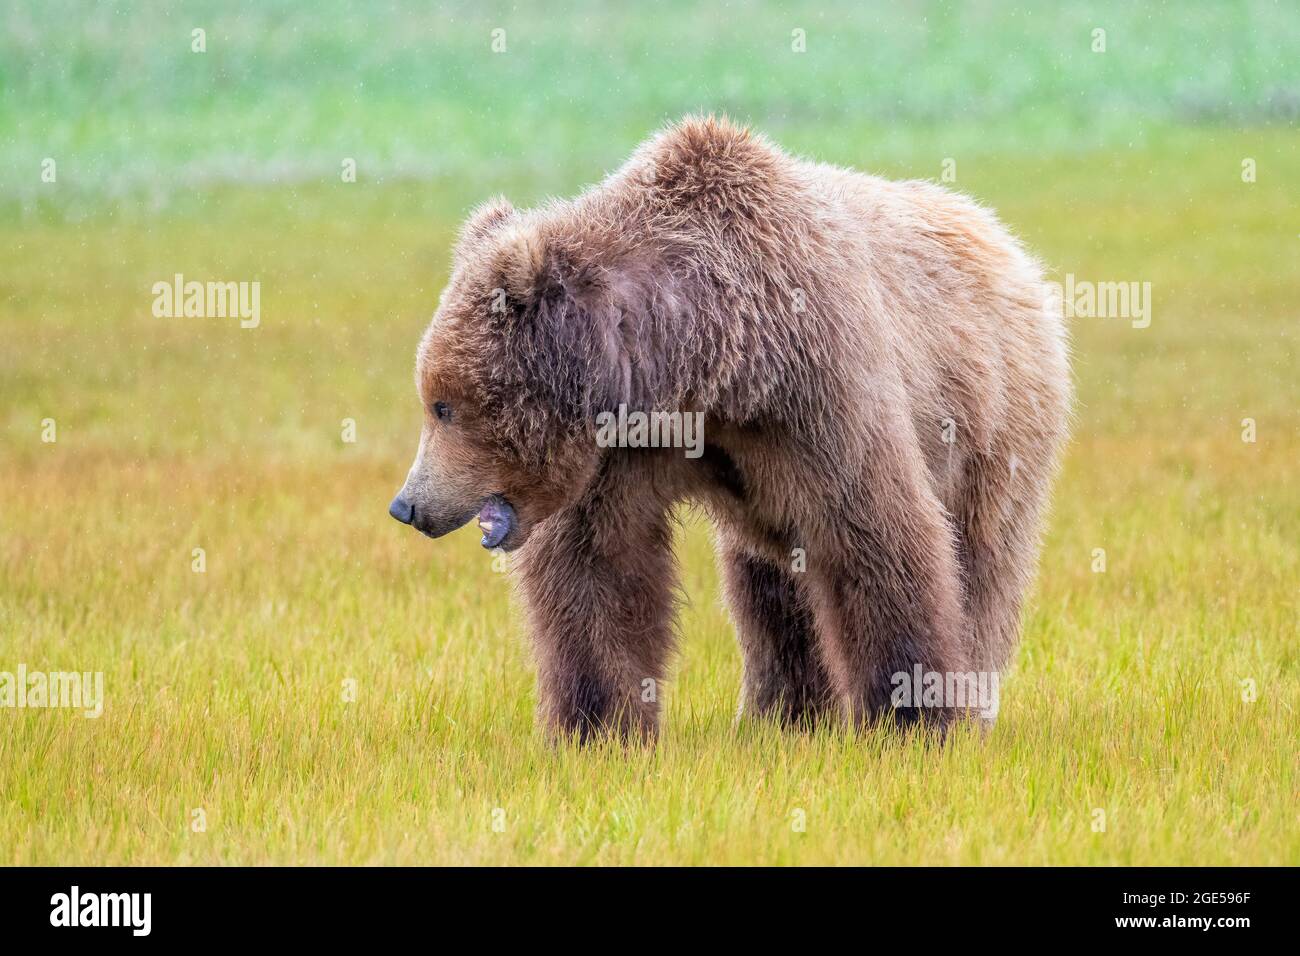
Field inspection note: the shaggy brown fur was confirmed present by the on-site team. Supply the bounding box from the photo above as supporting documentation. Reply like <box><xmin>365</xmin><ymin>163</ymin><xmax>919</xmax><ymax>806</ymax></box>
<box><xmin>391</xmin><ymin>115</ymin><xmax>1071</xmax><ymax>742</ymax></box>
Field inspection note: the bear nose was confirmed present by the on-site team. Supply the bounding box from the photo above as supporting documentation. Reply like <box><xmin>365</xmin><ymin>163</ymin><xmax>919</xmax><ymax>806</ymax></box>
<box><xmin>388</xmin><ymin>494</ymin><xmax>415</xmax><ymax>525</ymax></box>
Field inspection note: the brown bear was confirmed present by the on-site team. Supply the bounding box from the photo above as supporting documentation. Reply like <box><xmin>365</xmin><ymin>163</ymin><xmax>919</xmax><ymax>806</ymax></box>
<box><xmin>389</xmin><ymin>116</ymin><xmax>1070</xmax><ymax>741</ymax></box>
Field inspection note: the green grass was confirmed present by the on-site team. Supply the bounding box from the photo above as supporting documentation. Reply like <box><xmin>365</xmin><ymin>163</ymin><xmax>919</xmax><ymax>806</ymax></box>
<box><xmin>4</xmin><ymin>0</ymin><xmax>1298</xmax><ymax>215</ymax></box>
<box><xmin>1</xmin><ymin>1</ymin><xmax>1297</xmax><ymax>865</ymax></box>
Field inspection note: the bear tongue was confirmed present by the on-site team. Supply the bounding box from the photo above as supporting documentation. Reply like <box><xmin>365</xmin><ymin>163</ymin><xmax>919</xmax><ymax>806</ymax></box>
<box><xmin>477</xmin><ymin>496</ymin><xmax>515</xmax><ymax>550</ymax></box>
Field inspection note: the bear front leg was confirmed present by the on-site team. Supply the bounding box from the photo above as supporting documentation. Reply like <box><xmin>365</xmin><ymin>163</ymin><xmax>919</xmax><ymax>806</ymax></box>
<box><xmin>719</xmin><ymin>540</ymin><xmax>835</xmax><ymax>727</ymax></box>
<box><xmin>804</xmin><ymin>460</ymin><xmax>973</xmax><ymax>730</ymax></box>
<box><xmin>514</xmin><ymin>484</ymin><xmax>677</xmax><ymax>744</ymax></box>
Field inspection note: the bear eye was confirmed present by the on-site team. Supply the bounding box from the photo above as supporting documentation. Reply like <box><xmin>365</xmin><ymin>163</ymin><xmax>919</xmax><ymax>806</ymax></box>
<box><xmin>432</xmin><ymin>401</ymin><xmax>452</xmax><ymax>422</ymax></box>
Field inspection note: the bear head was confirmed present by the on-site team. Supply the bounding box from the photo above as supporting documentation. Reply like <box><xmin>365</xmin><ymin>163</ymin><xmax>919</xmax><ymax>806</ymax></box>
<box><xmin>389</xmin><ymin>195</ymin><xmax>660</xmax><ymax>552</ymax></box>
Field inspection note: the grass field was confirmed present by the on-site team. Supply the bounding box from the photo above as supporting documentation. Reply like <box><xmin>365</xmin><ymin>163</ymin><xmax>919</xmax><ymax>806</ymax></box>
<box><xmin>1</xmin><ymin>1</ymin><xmax>1297</xmax><ymax>865</ymax></box>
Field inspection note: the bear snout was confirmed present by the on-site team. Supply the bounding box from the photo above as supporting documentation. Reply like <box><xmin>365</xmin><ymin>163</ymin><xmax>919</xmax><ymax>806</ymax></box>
<box><xmin>388</xmin><ymin>494</ymin><xmax>415</xmax><ymax>525</ymax></box>
<box><xmin>389</xmin><ymin>486</ymin><xmax>480</xmax><ymax>540</ymax></box>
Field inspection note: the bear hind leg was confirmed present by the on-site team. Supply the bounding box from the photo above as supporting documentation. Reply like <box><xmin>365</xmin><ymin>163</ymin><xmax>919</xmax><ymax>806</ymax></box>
<box><xmin>720</xmin><ymin>543</ymin><xmax>836</xmax><ymax>728</ymax></box>
<box><xmin>954</xmin><ymin>443</ymin><xmax>1058</xmax><ymax>677</ymax></box>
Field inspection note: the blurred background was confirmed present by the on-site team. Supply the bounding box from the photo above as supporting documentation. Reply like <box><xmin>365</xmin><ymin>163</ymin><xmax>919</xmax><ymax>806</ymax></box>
<box><xmin>0</xmin><ymin>1</ymin><xmax>1296</xmax><ymax>865</ymax></box>
<box><xmin>3</xmin><ymin>0</ymin><xmax>1298</xmax><ymax>213</ymax></box>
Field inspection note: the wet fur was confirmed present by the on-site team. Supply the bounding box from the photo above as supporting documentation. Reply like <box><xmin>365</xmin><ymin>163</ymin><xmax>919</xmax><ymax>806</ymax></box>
<box><xmin>412</xmin><ymin>116</ymin><xmax>1071</xmax><ymax>741</ymax></box>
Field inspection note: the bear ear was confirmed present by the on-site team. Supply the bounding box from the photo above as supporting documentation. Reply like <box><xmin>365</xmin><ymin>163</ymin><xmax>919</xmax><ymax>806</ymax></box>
<box><xmin>458</xmin><ymin>196</ymin><xmax>516</xmax><ymax>247</ymax></box>
<box><xmin>490</xmin><ymin>224</ymin><xmax>554</xmax><ymax>304</ymax></box>
<box><xmin>453</xmin><ymin>198</ymin><xmax>518</xmax><ymax>274</ymax></box>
